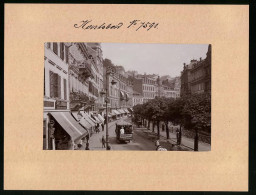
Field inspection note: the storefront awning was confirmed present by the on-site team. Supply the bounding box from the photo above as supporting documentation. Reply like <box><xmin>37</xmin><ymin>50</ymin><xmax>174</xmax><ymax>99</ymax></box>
<box><xmin>125</xmin><ymin>93</ymin><xmax>130</xmax><ymax>100</ymax></box>
<box><xmin>97</xmin><ymin>114</ymin><xmax>105</xmax><ymax>123</ymax></box>
<box><xmin>91</xmin><ymin>115</ymin><xmax>102</xmax><ymax>124</ymax></box>
<box><xmin>49</xmin><ymin>112</ymin><xmax>88</xmax><ymax>142</ymax></box>
<box><xmin>79</xmin><ymin>117</ymin><xmax>93</xmax><ymax>130</ymax></box>
<box><xmin>117</xmin><ymin>109</ymin><xmax>125</xmax><ymax>114</ymax></box>
<box><xmin>71</xmin><ymin>112</ymin><xmax>92</xmax><ymax>130</ymax></box>
<box><xmin>82</xmin><ymin>112</ymin><xmax>96</xmax><ymax>126</ymax></box>
<box><xmin>120</xmin><ymin>91</ymin><xmax>125</xmax><ymax>100</ymax></box>
<box><xmin>112</xmin><ymin>110</ymin><xmax>120</xmax><ymax>115</ymax></box>
<box><xmin>124</xmin><ymin>108</ymin><xmax>130</xmax><ymax>113</ymax></box>
<box><xmin>128</xmin><ymin>108</ymin><xmax>133</xmax><ymax>112</ymax></box>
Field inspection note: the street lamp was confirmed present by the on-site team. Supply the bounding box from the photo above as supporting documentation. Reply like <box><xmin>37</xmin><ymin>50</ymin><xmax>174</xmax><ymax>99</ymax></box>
<box><xmin>104</xmin><ymin>67</ymin><xmax>117</xmax><ymax>150</ymax></box>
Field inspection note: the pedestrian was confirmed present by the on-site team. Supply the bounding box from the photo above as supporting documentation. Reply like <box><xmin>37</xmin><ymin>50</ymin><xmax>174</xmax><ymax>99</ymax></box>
<box><xmin>86</xmin><ymin>134</ymin><xmax>89</xmax><ymax>143</ymax></box>
<box><xmin>176</xmin><ymin>129</ymin><xmax>180</xmax><ymax>145</ymax></box>
<box><xmin>155</xmin><ymin>140</ymin><xmax>167</xmax><ymax>151</ymax></box>
<box><xmin>95</xmin><ymin>123</ymin><xmax>99</xmax><ymax>133</ymax></box>
<box><xmin>85</xmin><ymin>142</ymin><xmax>90</xmax><ymax>150</ymax></box>
<box><xmin>101</xmin><ymin>123</ymin><xmax>104</xmax><ymax>131</ymax></box>
<box><xmin>102</xmin><ymin>135</ymin><xmax>106</xmax><ymax>148</ymax></box>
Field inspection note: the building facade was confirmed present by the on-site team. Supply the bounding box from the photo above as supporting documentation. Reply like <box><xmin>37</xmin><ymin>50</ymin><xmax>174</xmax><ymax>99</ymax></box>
<box><xmin>44</xmin><ymin>42</ymin><xmax>89</xmax><ymax>150</ymax></box>
<box><xmin>190</xmin><ymin>45</ymin><xmax>211</xmax><ymax>94</ymax></box>
<box><xmin>180</xmin><ymin>45</ymin><xmax>211</xmax><ymax>96</ymax></box>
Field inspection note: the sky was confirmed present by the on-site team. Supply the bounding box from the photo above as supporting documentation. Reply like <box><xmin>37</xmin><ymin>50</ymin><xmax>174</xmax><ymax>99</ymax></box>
<box><xmin>101</xmin><ymin>43</ymin><xmax>209</xmax><ymax>77</ymax></box>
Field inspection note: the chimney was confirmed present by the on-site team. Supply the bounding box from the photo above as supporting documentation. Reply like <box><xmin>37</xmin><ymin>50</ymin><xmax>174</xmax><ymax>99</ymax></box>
<box><xmin>200</xmin><ymin>57</ymin><xmax>202</xmax><ymax>61</ymax></box>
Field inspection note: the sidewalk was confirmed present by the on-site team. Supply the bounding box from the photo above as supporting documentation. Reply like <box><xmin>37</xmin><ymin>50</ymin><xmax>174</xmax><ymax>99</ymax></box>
<box><xmin>135</xmin><ymin>127</ymin><xmax>191</xmax><ymax>151</ymax></box>
<box><xmin>79</xmin><ymin>120</ymin><xmax>118</xmax><ymax>151</ymax></box>
<box><xmin>142</xmin><ymin>127</ymin><xmax>211</xmax><ymax>151</ymax></box>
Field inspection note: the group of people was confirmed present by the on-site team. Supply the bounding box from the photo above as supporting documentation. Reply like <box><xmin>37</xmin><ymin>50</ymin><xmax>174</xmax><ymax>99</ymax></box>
<box><xmin>95</xmin><ymin>123</ymin><xmax>104</xmax><ymax>133</ymax></box>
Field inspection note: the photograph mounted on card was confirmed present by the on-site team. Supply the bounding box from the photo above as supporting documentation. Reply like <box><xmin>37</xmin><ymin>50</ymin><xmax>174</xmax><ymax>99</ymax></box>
<box><xmin>4</xmin><ymin>4</ymin><xmax>248</xmax><ymax>191</ymax></box>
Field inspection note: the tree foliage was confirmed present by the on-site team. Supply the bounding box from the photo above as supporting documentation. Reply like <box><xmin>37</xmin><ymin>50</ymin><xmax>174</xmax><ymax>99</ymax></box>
<box><xmin>132</xmin><ymin>93</ymin><xmax>211</xmax><ymax>133</ymax></box>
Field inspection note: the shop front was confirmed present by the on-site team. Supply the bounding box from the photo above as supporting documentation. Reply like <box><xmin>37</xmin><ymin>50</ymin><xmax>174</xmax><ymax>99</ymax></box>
<box><xmin>47</xmin><ymin>112</ymin><xmax>88</xmax><ymax>150</ymax></box>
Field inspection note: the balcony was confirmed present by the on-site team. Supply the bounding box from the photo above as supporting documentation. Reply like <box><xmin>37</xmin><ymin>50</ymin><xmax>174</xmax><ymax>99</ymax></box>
<box><xmin>77</xmin><ymin>61</ymin><xmax>94</xmax><ymax>81</ymax></box>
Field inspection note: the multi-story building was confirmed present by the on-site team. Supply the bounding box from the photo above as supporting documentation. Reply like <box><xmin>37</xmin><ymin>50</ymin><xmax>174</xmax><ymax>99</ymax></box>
<box><xmin>162</xmin><ymin>85</ymin><xmax>179</xmax><ymax>99</ymax></box>
<box><xmin>87</xmin><ymin>43</ymin><xmax>105</xmax><ymax>113</ymax></box>
<box><xmin>43</xmin><ymin>42</ymin><xmax>88</xmax><ymax>150</ymax></box>
<box><xmin>132</xmin><ymin>74</ymin><xmax>157</xmax><ymax>103</ymax></box>
<box><xmin>103</xmin><ymin>59</ymin><xmax>120</xmax><ymax>110</ymax></box>
<box><xmin>132</xmin><ymin>90</ymin><xmax>144</xmax><ymax>106</ymax></box>
<box><xmin>190</xmin><ymin>45</ymin><xmax>211</xmax><ymax>94</ymax></box>
<box><xmin>161</xmin><ymin>76</ymin><xmax>181</xmax><ymax>99</ymax></box>
<box><xmin>180</xmin><ymin>60</ymin><xmax>196</xmax><ymax>97</ymax></box>
<box><xmin>180</xmin><ymin>44</ymin><xmax>211</xmax><ymax>96</ymax></box>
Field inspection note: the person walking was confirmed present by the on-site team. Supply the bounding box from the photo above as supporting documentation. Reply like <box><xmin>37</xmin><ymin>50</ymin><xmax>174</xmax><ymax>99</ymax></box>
<box><xmin>176</xmin><ymin>128</ymin><xmax>180</xmax><ymax>145</ymax></box>
<box><xmin>102</xmin><ymin>135</ymin><xmax>106</xmax><ymax>148</ymax></box>
<box><xmin>96</xmin><ymin>123</ymin><xmax>99</xmax><ymax>133</ymax></box>
<box><xmin>85</xmin><ymin>142</ymin><xmax>90</xmax><ymax>150</ymax></box>
<box><xmin>101</xmin><ymin>123</ymin><xmax>104</xmax><ymax>131</ymax></box>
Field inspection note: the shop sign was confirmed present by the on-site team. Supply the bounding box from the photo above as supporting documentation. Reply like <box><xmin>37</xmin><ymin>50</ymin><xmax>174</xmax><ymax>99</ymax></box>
<box><xmin>56</xmin><ymin>100</ymin><xmax>67</xmax><ymax>110</ymax></box>
<box><xmin>44</xmin><ymin>100</ymin><xmax>55</xmax><ymax>108</ymax></box>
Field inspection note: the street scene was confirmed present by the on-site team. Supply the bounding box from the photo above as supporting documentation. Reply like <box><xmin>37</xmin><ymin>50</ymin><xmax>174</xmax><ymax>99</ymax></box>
<box><xmin>43</xmin><ymin>42</ymin><xmax>211</xmax><ymax>151</ymax></box>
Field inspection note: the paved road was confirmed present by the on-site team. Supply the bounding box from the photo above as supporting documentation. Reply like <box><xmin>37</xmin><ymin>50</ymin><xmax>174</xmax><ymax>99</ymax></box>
<box><xmin>86</xmin><ymin>118</ymin><xmax>156</xmax><ymax>151</ymax></box>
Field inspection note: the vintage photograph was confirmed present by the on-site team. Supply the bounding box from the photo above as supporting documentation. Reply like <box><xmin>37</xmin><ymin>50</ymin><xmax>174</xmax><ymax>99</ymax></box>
<box><xmin>43</xmin><ymin>42</ymin><xmax>211</xmax><ymax>151</ymax></box>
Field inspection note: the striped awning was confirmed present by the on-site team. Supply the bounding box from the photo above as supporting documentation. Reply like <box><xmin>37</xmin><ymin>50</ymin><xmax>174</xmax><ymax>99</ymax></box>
<box><xmin>71</xmin><ymin>112</ymin><xmax>92</xmax><ymax>130</ymax></box>
<box><xmin>124</xmin><ymin>108</ymin><xmax>130</xmax><ymax>113</ymax></box>
<box><xmin>112</xmin><ymin>110</ymin><xmax>121</xmax><ymax>115</ymax></box>
<box><xmin>120</xmin><ymin>91</ymin><xmax>125</xmax><ymax>99</ymax></box>
<box><xmin>82</xmin><ymin>112</ymin><xmax>97</xmax><ymax>126</ymax></box>
<box><xmin>97</xmin><ymin>114</ymin><xmax>105</xmax><ymax>123</ymax></box>
<box><xmin>49</xmin><ymin>112</ymin><xmax>88</xmax><ymax>142</ymax></box>
<box><xmin>117</xmin><ymin>109</ymin><xmax>126</xmax><ymax>114</ymax></box>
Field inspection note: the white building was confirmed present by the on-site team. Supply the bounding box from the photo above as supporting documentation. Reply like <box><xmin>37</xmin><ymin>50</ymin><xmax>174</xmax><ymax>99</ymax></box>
<box><xmin>43</xmin><ymin>42</ymin><xmax>88</xmax><ymax>150</ymax></box>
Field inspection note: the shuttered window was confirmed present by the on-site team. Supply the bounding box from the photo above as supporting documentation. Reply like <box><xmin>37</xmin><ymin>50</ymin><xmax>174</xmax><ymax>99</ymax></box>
<box><xmin>64</xmin><ymin>79</ymin><xmax>67</xmax><ymax>100</ymax></box>
<box><xmin>60</xmin><ymin>43</ymin><xmax>64</xmax><ymax>60</ymax></box>
<box><xmin>57</xmin><ymin>75</ymin><xmax>61</xmax><ymax>99</ymax></box>
<box><xmin>49</xmin><ymin>71</ymin><xmax>61</xmax><ymax>98</ymax></box>
<box><xmin>65</xmin><ymin>46</ymin><xmax>69</xmax><ymax>63</ymax></box>
<box><xmin>53</xmin><ymin>42</ymin><xmax>58</xmax><ymax>55</ymax></box>
<box><xmin>49</xmin><ymin>71</ymin><xmax>55</xmax><ymax>98</ymax></box>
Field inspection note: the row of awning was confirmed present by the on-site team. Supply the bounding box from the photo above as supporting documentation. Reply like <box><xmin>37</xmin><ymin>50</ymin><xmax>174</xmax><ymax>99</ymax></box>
<box><xmin>48</xmin><ymin>108</ymin><xmax>134</xmax><ymax>145</ymax></box>
<box><xmin>109</xmin><ymin>108</ymin><xmax>132</xmax><ymax>116</ymax></box>
<box><xmin>49</xmin><ymin>112</ymin><xmax>89</xmax><ymax>144</ymax></box>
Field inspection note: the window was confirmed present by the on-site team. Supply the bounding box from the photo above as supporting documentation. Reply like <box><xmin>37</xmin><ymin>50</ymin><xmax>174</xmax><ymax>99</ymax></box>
<box><xmin>60</xmin><ymin>43</ymin><xmax>64</xmax><ymax>60</ymax></box>
<box><xmin>47</xmin><ymin>42</ymin><xmax>51</xmax><ymax>49</ymax></box>
<box><xmin>53</xmin><ymin>43</ymin><xmax>58</xmax><ymax>55</ymax></box>
<box><xmin>63</xmin><ymin>78</ymin><xmax>67</xmax><ymax>100</ymax></box>
<box><xmin>49</xmin><ymin>71</ymin><xmax>61</xmax><ymax>98</ymax></box>
<box><xmin>65</xmin><ymin>45</ymin><xmax>69</xmax><ymax>63</ymax></box>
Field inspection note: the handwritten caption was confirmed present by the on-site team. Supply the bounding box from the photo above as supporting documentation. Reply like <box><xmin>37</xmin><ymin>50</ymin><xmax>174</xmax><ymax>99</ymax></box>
<box><xmin>74</xmin><ymin>20</ymin><xmax>159</xmax><ymax>31</ymax></box>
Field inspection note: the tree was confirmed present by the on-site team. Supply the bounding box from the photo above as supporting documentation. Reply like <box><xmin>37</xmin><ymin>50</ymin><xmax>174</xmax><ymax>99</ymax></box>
<box><xmin>168</xmin><ymin>97</ymin><xmax>185</xmax><ymax>144</ymax></box>
<box><xmin>182</xmin><ymin>93</ymin><xmax>211</xmax><ymax>151</ymax></box>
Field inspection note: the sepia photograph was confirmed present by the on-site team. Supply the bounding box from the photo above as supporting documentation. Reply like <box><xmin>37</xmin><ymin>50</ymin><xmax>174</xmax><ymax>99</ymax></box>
<box><xmin>43</xmin><ymin>42</ymin><xmax>211</xmax><ymax>151</ymax></box>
